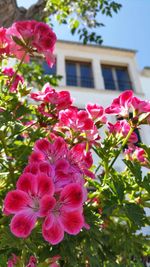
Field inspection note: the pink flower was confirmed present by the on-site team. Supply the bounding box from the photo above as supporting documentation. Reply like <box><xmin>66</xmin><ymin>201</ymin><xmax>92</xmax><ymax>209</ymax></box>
<box><xmin>15</xmin><ymin>20</ymin><xmax>37</xmax><ymax>40</ymax></box>
<box><xmin>50</xmin><ymin>264</ymin><xmax>59</xmax><ymax>267</ymax></box>
<box><xmin>4</xmin><ymin>172</ymin><xmax>55</xmax><ymax>238</ymax></box>
<box><xmin>26</xmin><ymin>256</ymin><xmax>37</xmax><ymax>267</ymax></box>
<box><xmin>7</xmin><ymin>254</ymin><xmax>19</xmax><ymax>267</ymax></box>
<box><xmin>0</xmin><ymin>27</ymin><xmax>10</xmax><ymax>56</ymax></box>
<box><xmin>125</xmin><ymin>146</ymin><xmax>149</xmax><ymax>166</ymax></box>
<box><xmin>31</xmin><ymin>83</ymin><xmax>73</xmax><ymax>112</ymax></box>
<box><xmin>6</xmin><ymin>21</ymin><xmax>57</xmax><ymax>66</ymax></box>
<box><xmin>86</xmin><ymin>103</ymin><xmax>107</xmax><ymax>124</ymax></box>
<box><xmin>131</xmin><ymin>96</ymin><xmax>150</xmax><ymax>115</ymax></box>
<box><xmin>42</xmin><ymin>183</ymin><xmax>84</xmax><ymax>245</ymax></box>
<box><xmin>49</xmin><ymin>255</ymin><xmax>61</xmax><ymax>267</ymax></box>
<box><xmin>134</xmin><ymin>147</ymin><xmax>146</xmax><ymax>162</ymax></box>
<box><xmin>31</xmin><ymin>83</ymin><xmax>57</xmax><ymax>102</ymax></box>
<box><xmin>108</xmin><ymin>120</ymin><xmax>138</xmax><ymax>144</ymax></box>
<box><xmin>58</xmin><ymin>108</ymin><xmax>99</xmax><ymax>143</ymax></box>
<box><xmin>68</xmin><ymin>142</ymin><xmax>94</xmax><ymax>179</ymax></box>
<box><xmin>29</xmin><ymin>137</ymin><xmax>93</xmax><ymax>191</ymax></box>
<box><xmin>105</xmin><ymin>90</ymin><xmax>133</xmax><ymax>117</ymax></box>
<box><xmin>2</xmin><ymin>67</ymin><xmax>24</xmax><ymax>92</ymax></box>
<box><xmin>31</xmin><ymin>137</ymin><xmax>67</xmax><ymax>164</ymax></box>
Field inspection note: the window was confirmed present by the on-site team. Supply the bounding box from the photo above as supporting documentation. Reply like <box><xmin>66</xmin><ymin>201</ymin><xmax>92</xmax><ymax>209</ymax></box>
<box><xmin>30</xmin><ymin>57</ymin><xmax>57</xmax><ymax>75</ymax></box>
<box><xmin>66</xmin><ymin>61</ymin><xmax>94</xmax><ymax>88</ymax></box>
<box><xmin>42</xmin><ymin>61</ymin><xmax>56</xmax><ymax>75</ymax></box>
<box><xmin>102</xmin><ymin>65</ymin><xmax>133</xmax><ymax>91</ymax></box>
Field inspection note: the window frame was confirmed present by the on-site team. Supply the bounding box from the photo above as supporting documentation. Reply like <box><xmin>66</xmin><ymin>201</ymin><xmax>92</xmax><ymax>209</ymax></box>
<box><xmin>101</xmin><ymin>64</ymin><xmax>133</xmax><ymax>92</ymax></box>
<box><xmin>30</xmin><ymin>55</ymin><xmax>57</xmax><ymax>75</ymax></box>
<box><xmin>65</xmin><ymin>60</ymin><xmax>94</xmax><ymax>88</ymax></box>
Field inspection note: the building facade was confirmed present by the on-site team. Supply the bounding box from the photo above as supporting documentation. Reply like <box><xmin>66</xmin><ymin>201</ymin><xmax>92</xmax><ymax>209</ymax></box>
<box><xmin>43</xmin><ymin>40</ymin><xmax>149</xmax><ymax>146</ymax></box>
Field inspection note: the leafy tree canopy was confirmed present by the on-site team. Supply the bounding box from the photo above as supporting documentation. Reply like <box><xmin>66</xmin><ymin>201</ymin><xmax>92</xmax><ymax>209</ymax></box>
<box><xmin>0</xmin><ymin>0</ymin><xmax>122</xmax><ymax>44</ymax></box>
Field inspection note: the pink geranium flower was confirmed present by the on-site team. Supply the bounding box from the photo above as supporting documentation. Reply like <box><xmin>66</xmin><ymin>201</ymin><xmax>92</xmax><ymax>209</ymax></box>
<box><xmin>50</xmin><ymin>263</ymin><xmax>60</xmax><ymax>267</ymax></box>
<box><xmin>31</xmin><ymin>83</ymin><xmax>58</xmax><ymax>102</ymax></box>
<box><xmin>125</xmin><ymin>145</ymin><xmax>149</xmax><ymax>166</ymax></box>
<box><xmin>0</xmin><ymin>27</ymin><xmax>10</xmax><ymax>56</ymax></box>
<box><xmin>105</xmin><ymin>90</ymin><xmax>133</xmax><ymax>117</ymax></box>
<box><xmin>7</xmin><ymin>254</ymin><xmax>19</xmax><ymax>267</ymax></box>
<box><xmin>31</xmin><ymin>83</ymin><xmax>73</xmax><ymax>112</ymax></box>
<box><xmin>108</xmin><ymin>120</ymin><xmax>138</xmax><ymax>144</ymax></box>
<box><xmin>2</xmin><ymin>67</ymin><xmax>24</xmax><ymax>92</ymax></box>
<box><xmin>49</xmin><ymin>255</ymin><xmax>61</xmax><ymax>267</ymax></box>
<box><xmin>68</xmin><ymin>142</ymin><xmax>94</xmax><ymax>178</ymax></box>
<box><xmin>86</xmin><ymin>103</ymin><xmax>107</xmax><ymax>124</ymax></box>
<box><xmin>58</xmin><ymin>107</ymin><xmax>99</xmax><ymax>143</ymax></box>
<box><xmin>26</xmin><ymin>256</ymin><xmax>37</xmax><ymax>267</ymax></box>
<box><xmin>131</xmin><ymin>96</ymin><xmax>150</xmax><ymax>115</ymax></box>
<box><xmin>42</xmin><ymin>183</ymin><xmax>84</xmax><ymax>245</ymax></box>
<box><xmin>31</xmin><ymin>137</ymin><xmax>67</xmax><ymax>164</ymax></box>
<box><xmin>4</xmin><ymin>172</ymin><xmax>55</xmax><ymax>238</ymax></box>
<box><xmin>6</xmin><ymin>20</ymin><xmax>57</xmax><ymax>66</ymax></box>
<box><xmin>29</xmin><ymin>137</ymin><xmax>93</xmax><ymax>191</ymax></box>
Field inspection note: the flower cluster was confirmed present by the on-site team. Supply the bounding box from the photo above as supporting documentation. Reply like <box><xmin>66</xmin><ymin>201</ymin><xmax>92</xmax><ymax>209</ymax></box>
<box><xmin>31</xmin><ymin>83</ymin><xmax>73</xmax><ymax>118</ymax></box>
<box><xmin>7</xmin><ymin>254</ymin><xmax>19</xmax><ymax>267</ymax></box>
<box><xmin>31</xmin><ymin>84</ymin><xmax>105</xmax><ymax>144</ymax></box>
<box><xmin>1</xmin><ymin>18</ymin><xmax>150</xmax><ymax>266</ymax></box>
<box><xmin>2</xmin><ymin>67</ymin><xmax>24</xmax><ymax>92</ymax></box>
<box><xmin>105</xmin><ymin>90</ymin><xmax>150</xmax><ymax>121</ymax></box>
<box><xmin>56</xmin><ymin>107</ymin><xmax>100</xmax><ymax>144</ymax></box>
<box><xmin>105</xmin><ymin>90</ymin><xmax>150</xmax><ymax>167</ymax></box>
<box><xmin>0</xmin><ymin>21</ymin><xmax>56</xmax><ymax>66</ymax></box>
<box><xmin>7</xmin><ymin>254</ymin><xmax>60</xmax><ymax>267</ymax></box>
<box><xmin>0</xmin><ymin>27</ymin><xmax>10</xmax><ymax>57</ymax></box>
<box><xmin>4</xmin><ymin>137</ymin><xmax>93</xmax><ymax>244</ymax></box>
<box><xmin>125</xmin><ymin>145</ymin><xmax>150</xmax><ymax>167</ymax></box>
<box><xmin>107</xmin><ymin>119</ymin><xmax>138</xmax><ymax>144</ymax></box>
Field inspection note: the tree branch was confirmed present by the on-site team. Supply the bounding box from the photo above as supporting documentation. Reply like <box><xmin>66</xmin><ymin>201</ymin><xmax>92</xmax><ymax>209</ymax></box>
<box><xmin>0</xmin><ymin>0</ymin><xmax>48</xmax><ymax>27</ymax></box>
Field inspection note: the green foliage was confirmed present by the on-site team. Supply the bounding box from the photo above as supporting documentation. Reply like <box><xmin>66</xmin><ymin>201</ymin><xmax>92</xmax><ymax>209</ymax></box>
<box><xmin>0</xmin><ymin>57</ymin><xmax>150</xmax><ymax>266</ymax></box>
<box><xmin>46</xmin><ymin>0</ymin><xmax>122</xmax><ymax>44</ymax></box>
<box><xmin>21</xmin><ymin>61</ymin><xmax>62</xmax><ymax>88</ymax></box>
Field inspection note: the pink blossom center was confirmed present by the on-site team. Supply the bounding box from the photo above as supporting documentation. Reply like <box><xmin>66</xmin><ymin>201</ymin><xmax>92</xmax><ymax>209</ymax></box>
<box><xmin>28</xmin><ymin>194</ymin><xmax>40</xmax><ymax>212</ymax></box>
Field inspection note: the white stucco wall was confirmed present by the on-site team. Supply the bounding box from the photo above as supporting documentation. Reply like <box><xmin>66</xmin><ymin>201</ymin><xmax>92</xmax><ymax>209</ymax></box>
<box><xmin>54</xmin><ymin>41</ymin><xmax>149</xmax><ymax>149</ymax></box>
<box><xmin>140</xmin><ymin>75</ymin><xmax>150</xmax><ymax>99</ymax></box>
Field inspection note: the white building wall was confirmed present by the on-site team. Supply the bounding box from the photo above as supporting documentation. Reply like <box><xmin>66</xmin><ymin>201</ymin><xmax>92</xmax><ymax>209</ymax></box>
<box><xmin>54</xmin><ymin>41</ymin><xmax>149</xmax><ymax>148</ymax></box>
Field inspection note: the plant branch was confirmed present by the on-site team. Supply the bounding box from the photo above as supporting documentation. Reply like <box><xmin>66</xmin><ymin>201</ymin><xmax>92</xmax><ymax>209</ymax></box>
<box><xmin>108</xmin><ymin>127</ymin><xmax>134</xmax><ymax>170</ymax></box>
<box><xmin>9</xmin><ymin>51</ymin><xmax>27</xmax><ymax>90</ymax></box>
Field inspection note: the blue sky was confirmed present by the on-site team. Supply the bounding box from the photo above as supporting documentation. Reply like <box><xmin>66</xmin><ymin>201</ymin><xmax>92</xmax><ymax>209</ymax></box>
<box><xmin>17</xmin><ymin>0</ymin><xmax>150</xmax><ymax>69</ymax></box>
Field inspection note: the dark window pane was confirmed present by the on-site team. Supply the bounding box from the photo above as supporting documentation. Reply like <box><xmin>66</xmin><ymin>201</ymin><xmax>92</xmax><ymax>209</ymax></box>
<box><xmin>134</xmin><ymin>128</ymin><xmax>142</xmax><ymax>145</ymax></box>
<box><xmin>102</xmin><ymin>66</ymin><xmax>116</xmax><ymax>90</ymax></box>
<box><xmin>80</xmin><ymin>63</ymin><xmax>94</xmax><ymax>88</ymax></box>
<box><xmin>66</xmin><ymin>62</ymin><xmax>77</xmax><ymax>86</ymax></box>
<box><xmin>43</xmin><ymin>62</ymin><xmax>56</xmax><ymax>75</ymax></box>
<box><xmin>116</xmin><ymin>68</ymin><xmax>132</xmax><ymax>91</ymax></box>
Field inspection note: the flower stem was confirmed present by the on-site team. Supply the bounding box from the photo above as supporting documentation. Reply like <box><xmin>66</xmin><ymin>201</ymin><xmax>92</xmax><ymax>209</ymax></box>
<box><xmin>108</xmin><ymin>127</ymin><xmax>134</xmax><ymax>170</ymax></box>
<box><xmin>9</xmin><ymin>51</ymin><xmax>27</xmax><ymax>90</ymax></box>
<box><xmin>0</xmin><ymin>130</ymin><xmax>14</xmax><ymax>183</ymax></box>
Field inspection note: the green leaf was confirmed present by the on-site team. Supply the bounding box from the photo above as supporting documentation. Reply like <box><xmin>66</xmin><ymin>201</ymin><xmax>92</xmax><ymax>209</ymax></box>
<box><xmin>113</xmin><ymin>178</ymin><xmax>125</xmax><ymax>201</ymax></box>
<box><xmin>142</xmin><ymin>174</ymin><xmax>150</xmax><ymax>193</ymax></box>
<box><xmin>124</xmin><ymin>160</ymin><xmax>142</xmax><ymax>185</ymax></box>
<box><xmin>125</xmin><ymin>203</ymin><xmax>146</xmax><ymax>226</ymax></box>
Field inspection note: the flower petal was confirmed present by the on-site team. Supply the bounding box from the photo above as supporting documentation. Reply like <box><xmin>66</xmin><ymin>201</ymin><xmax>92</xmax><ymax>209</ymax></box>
<box><xmin>36</xmin><ymin>173</ymin><xmax>54</xmax><ymax>197</ymax></box>
<box><xmin>60</xmin><ymin>210</ymin><xmax>84</xmax><ymax>235</ymax></box>
<box><xmin>43</xmin><ymin>213</ymin><xmax>55</xmax><ymax>230</ymax></box>
<box><xmin>40</xmin><ymin>195</ymin><xmax>56</xmax><ymax>217</ymax></box>
<box><xmin>42</xmin><ymin>217</ymin><xmax>64</xmax><ymax>245</ymax></box>
<box><xmin>10</xmin><ymin>212</ymin><xmax>37</xmax><ymax>238</ymax></box>
<box><xmin>35</xmin><ymin>138</ymin><xmax>51</xmax><ymax>155</ymax></box>
<box><xmin>17</xmin><ymin>173</ymin><xmax>36</xmax><ymax>195</ymax></box>
<box><xmin>4</xmin><ymin>190</ymin><xmax>30</xmax><ymax>214</ymax></box>
<box><xmin>60</xmin><ymin>183</ymin><xmax>83</xmax><ymax>211</ymax></box>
